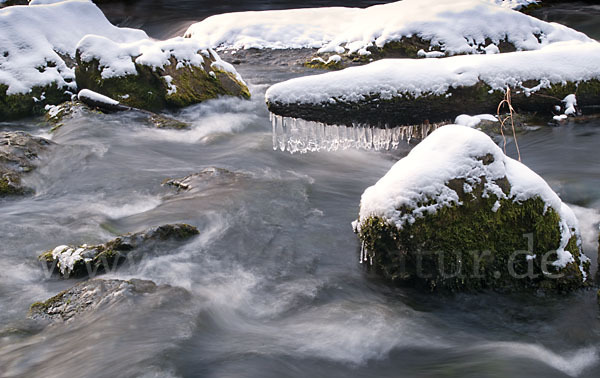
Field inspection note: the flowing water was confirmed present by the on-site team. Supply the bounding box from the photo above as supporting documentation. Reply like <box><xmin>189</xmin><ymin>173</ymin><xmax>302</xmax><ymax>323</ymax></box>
<box><xmin>1</xmin><ymin>1</ymin><xmax>600</xmax><ymax>377</ymax></box>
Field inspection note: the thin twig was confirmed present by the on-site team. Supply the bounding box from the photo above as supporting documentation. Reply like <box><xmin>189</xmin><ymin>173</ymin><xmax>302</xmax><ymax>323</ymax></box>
<box><xmin>496</xmin><ymin>87</ymin><xmax>521</xmax><ymax>162</ymax></box>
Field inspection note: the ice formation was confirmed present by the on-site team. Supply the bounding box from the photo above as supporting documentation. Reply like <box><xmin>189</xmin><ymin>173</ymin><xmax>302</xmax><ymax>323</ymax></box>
<box><xmin>271</xmin><ymin>114</ymin><xmax>441</xmax><ymax>154</ymax></box>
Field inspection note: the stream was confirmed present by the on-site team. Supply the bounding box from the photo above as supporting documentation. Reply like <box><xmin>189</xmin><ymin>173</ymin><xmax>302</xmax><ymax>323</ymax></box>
<box><xmin>0</xmin><ymin>1</ymin><xmax>599</xmax><ymax>377</ymax></box>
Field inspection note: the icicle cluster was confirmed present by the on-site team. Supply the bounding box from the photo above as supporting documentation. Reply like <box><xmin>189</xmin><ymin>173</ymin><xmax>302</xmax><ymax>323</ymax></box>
<box><xmin>271</xmin><ymin>114</ymin><xmax>441</xmax><ymax>154</ymax></box>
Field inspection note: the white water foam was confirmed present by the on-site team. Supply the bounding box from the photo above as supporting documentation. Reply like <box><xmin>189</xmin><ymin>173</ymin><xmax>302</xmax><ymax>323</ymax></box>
<box><xmin>270</xmin><ymin>113</ymin><xmax>441</xmax><ymax>154</ymax></box>
<box><xmin>476</xmin><ymin>342</ymin><xmax>599</xmax><ymax>377</ymax></box>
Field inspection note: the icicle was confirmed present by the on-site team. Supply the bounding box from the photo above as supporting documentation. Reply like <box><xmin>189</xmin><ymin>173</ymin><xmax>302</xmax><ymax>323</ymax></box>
<box><xmin>359</xmin><ymin>241</ymin><xmax>364</xmax><ymax>264</ymax></box>
<box><xmin>270</xmin><ymin>113</ymin><xmax>444</xmax><ymax>154</ymax></box>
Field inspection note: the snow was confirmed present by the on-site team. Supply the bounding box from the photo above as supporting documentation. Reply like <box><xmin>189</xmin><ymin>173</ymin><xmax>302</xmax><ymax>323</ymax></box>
<box><xmin>551</xmin><ymin>94</ymin><xmax>578</xmax><ymax>121</ymax></box>
<box><xmin>266</xmin><ymin>41</ymin><xmax>600</xmax><ymax>107</ymax></box>
<box><xmin>77</xmin><ymin>35</ymin><xmax>246</xmax><ymax>84</ymax></box>
<box><xmin>0</xmin><ymin>0</ymin><xmax>147</xmax><ymax>95</ymax></box>
<box><xmin>553</xmin><ymin>114</ymin><xmax>568</xmax><ymax>121</ymax></box>
<box><xmin>310</xmin><ymin>54</ymin><xmax>342</xmax><ymax>65</ymax></box>
<box><xmin>51</xmin><ymin>244</ymin><xmax>94</xmax><ymax>275</ymax></box>
<box><xmin>488</xmin><ymin>0</ymin><xmax>539</xmax><ymax>10</ymax></box>
<box><xmin>455</xmin><ymin>114</ymin><xmax>498</xmax><ymax>128</ymax></box>
<box><xmin>356</xmin><ymin>125</ymin><xmax>585</xmax><ymax>269</ymax></box>
<box><xmin>78</xmin><ymin>89</ymin><xmax>120</xmax><ymax>106</ymax></box>
<box><xmin>562</xmin><ymin>94</ymin><xmax>577</xmax><ymax>115</ymax></box>
<box><xmin>185</xmin><ymin>0</ymin><xmax>589</xmax><ymax>56</ymax></box>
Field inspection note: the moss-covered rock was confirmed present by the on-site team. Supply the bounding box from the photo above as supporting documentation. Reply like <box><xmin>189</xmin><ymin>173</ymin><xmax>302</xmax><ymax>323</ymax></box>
<box><xmin>75</xmin><ymin>40</ymin><xmax>250</xmax><ymax>112</ymax></box>
<box><xmin>0</xmin><ymin>131</ymin><xmax>52</xmax><ymax>196</ymax></box>
<box><xmin>0</xmin><ymin>83</ymin><xmax>71</xmax><ymax>121</ymax></box>
<box><xmin>355</xmin><ymin>125</ymin><xmax>590</xmax><ymax>292</ymax></box>
<box><xmin>39</xmin><ymin>223</ymin><xmax>199</xmax><ymax>278</ymax></box>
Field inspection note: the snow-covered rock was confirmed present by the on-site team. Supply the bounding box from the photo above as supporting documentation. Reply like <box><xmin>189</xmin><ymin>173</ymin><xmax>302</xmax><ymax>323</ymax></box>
<box><xmin>0</xmin><ymin>0</ymin><xmax>147</xmax><ymax>119</ymax></box>
<box><xmin>75</xmin><ymin>35</ymin><xmax>250</xmax><ymax>111</ymax></box>
<box><xmin>39</xmin><ymin>224</ymin><xmax>199</xmax><ymax>278</ymax></box>
<box><xmin>185</xmin><ymin>0</ymin><xmax>589</xmax><ymax>59</ymax></box>
<box><xmin>266</xmin><ymin>41</ymin><xmax>600</xmax><ymax>126</ymax></box>
<box><xmin>354</xmin><ymin>125</ymin><xmax>590</xmax><ymax>291</ymax></box>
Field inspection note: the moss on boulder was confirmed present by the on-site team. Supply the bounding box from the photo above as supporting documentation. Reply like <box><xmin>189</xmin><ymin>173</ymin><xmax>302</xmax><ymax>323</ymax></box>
<box><xmin>355</xmin><ymin>125</ymin><xmax>590</xmax><ymax>292</ymax></box>
<box><xmin>75</xmin><ymin>44</ymin><xmax>250</xmax><ymax>112</ymax></box>
<box><xmin>0</xmin><ymin>83</ymin><xmax>71</xmax><ymax>121</ymax></box>
<box><xmin>39</xmin><ymin>223</ymin><xmax>199</xmax><ymax>278</ymax></box>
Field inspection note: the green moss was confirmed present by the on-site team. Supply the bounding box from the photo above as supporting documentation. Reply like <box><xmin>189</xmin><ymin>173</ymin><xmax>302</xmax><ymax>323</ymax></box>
<box><xmin>520</xmin><ymin>3</ymin><xmax>543</xmax><ymax>14</ymax></box>
<box><xmin>0</xmin><ymin>174</ymin><xmax>24</xmax><ymax>196</ymax></box>
<box><xmin>0</xmin><ymin>83</ymin><xmax>70</xmax><ymax>121</ymax></box>
<box><xmin>303</xmin><ymin>58</ymin><xmax>344</xmax><ymax>70</ymax></box>
<box><xmin>28</xmin><ymin>291</ymin><xmax>67</xmax><ymax>317</ymax></box>
<box><xmin>358</xmin><ymin>185</ymin><xmax>587</xmax><ymax>292</ymax></box>
<box><xmin>75</xmin><ymin>56</ymin><xmax>166</xmax><ymax>112</ymax></box>
<box><xmin>75</xmin><ymin>53</ymin><xmax>250</xmax><ymax>112</ymax></box>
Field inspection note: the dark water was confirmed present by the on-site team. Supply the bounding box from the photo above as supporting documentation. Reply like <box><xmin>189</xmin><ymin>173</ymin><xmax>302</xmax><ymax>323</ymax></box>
<box><xmin>1</xmin><ymin>1</ymin><xmax>600</xmax><ymax>377</ymax></box>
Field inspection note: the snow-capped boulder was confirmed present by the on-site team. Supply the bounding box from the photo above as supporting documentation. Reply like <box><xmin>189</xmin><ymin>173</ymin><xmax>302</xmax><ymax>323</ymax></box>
<box><xmin>185</xmin><ymin>0</ymin><xmax>590</xmax><ymax>69</ymax></box>
<box><xmin>354</xmin><ymin>125</ymin><xmax>590</xmax><ymax>292</ymax></box>
<box><xmin>75</xmin><ymin>35</ymin><xmax>250</xmax><ymax>112</ymax></box>
<box><xmin>0</xmin><ymin>0</ymin><xmax>147</xmax><ymax>119</ymax></box>
<box><xmin>39</xmin><ymin>223</ymin><xmax>199</xmax><ymax>278</ymax></box>
<box><xmin>0</xmin><ymin>131</ymin><xmax>53</xmax><ymax>196</ymax></box>
<box><xmin>266</xmin><ymin>41</ymin><xmax>600</xmax><ymax>127</ymax></box>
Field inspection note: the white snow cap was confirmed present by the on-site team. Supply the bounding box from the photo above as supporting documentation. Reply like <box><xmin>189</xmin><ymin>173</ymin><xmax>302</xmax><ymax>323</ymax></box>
<box><xmin>357</xmin><ymin>125</ymin><xmax>583</xmax><ymax>268</ymax></box>
<box><xmin>76</xmin><ymin>35</ymin><xmax>246</xmax><ymax>84</ymax></box>
<box><xmin>266</xmin><ymin>41</ymin><xmax>600</xmax><ymax>106</ymax></box>
<box><xmin>78</xmin><ymin>89</ymin><xmax>119</xmax><ymax>106</ymax></box>
<box><xmin>185</xmin><ymin>0</ymin><xmax>589</xmax><ymax>55</ymax></box>
<box><xmin>0</xmin><ymin>0</ymin><xmax>147</xmax><ymax>94</ymax></box>
<box><xmin>455</xmin><ymin>114</ymin><xmax>498</xmax><ymax>128</ymax></box>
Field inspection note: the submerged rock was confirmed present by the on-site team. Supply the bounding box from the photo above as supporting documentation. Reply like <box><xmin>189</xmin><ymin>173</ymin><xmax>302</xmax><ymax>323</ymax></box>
<box><xmin>28</xmin><ymin>278</ymin><xmax>175</xmax><ymax>322</ymax></box>
<box><xmin>354</xmin><ymin>125</ymin><xmax>590</xmax><ymax>292</ymax></box>
<box><xmin>39</xmin><ymin>223</ymin><xmax>199</xmax><ymax>278</ymax></box>
<box><xmin>0</xmin><ymin>131</ymin><xmax>52</xmax><ymax>196</ymax></box>
<box><xmin>75</xmin><ymin>35</ymin><xmax>250</xmax><ymax>112</ymax></box>
<box><xmin>162</xmin><ymin>167</ymin><xmax>248</xmax><ymax>193</ymax></box>
<box><xmin>45</xmin><ymin>97</ymin><xmax>190</xmax><ymax>131</ymax></box>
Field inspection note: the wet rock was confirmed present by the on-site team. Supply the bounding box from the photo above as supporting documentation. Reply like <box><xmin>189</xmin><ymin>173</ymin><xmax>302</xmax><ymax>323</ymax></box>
<box><xmin>75</xmin><ymin>37</ymin><xmax>250</xmax><ymax>112</ymax></box>
<box><xmin>355</xmin><ymin>125</ymin><xmax>590</xmax><ymax>292</ymax></box>
<box><xmin>39</xmin><ymin>223</ymin><xmax>199</xmax><ymax>278</ymax></box>
<box><xmin>28</xmin><ymin>278</ymin><xmax>169</xmax><ymax>322</ymax></box>
<box><xmin>45</xmin><ymin>99</ymin><xmax>190</xmax><ymax>131</ymax></box>
<box><xmin>0</xmin><ymin>131</ymin><xmax>52</xmax><ymax>196</ymax></box>
<box><xmin>162</xmin><ymin>167</ymin><xmax>248</xmax><ymax>193</ymax></box>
